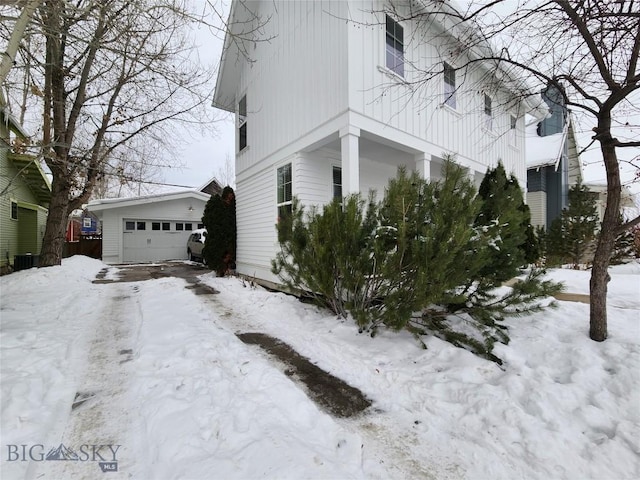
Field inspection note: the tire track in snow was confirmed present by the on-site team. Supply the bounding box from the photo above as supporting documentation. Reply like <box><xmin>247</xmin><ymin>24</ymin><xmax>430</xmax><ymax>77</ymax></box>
<box><xmin>29</xmin><ymin>282</ymin><xmax>140</xmax><ymax>480</ymax></box>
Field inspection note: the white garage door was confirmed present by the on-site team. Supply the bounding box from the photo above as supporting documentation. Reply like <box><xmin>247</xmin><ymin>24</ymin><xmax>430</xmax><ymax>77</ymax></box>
<box><xmin>122</xmin><ymin>219</ymin><xmax>197</xmax><ymax>263</ymax></box>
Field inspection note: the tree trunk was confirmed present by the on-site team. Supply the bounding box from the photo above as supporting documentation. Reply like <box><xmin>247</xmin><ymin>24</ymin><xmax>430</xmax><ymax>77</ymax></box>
<box><xmin>39</xmin><ymin>175</ymin><xmax>71</xmax><ymax>267</ymax></box>
<box><xmin>589</xmin><ymin>118</ymin><xmax>621</xmax><ymax>342</ymax></box>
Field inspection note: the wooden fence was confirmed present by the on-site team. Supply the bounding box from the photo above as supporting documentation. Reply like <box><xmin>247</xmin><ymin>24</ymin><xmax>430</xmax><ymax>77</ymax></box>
<box><xmin>64</xmin><ymin>235</ymin><xmax>102</xmax><ymax>260</ymax></box>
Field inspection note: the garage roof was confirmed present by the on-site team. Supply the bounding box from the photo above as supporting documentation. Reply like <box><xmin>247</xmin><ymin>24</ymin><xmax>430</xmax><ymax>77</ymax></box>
<box><xmin>88</xmin><ymin>190</ymin><xmax>210</xmax><ymax>212</ymax></box>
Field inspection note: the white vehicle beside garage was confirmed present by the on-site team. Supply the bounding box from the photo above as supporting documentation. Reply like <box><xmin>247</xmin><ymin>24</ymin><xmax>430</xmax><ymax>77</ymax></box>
<box><xmin>187</xmin><ymin>228</ymin><xmax>207</xmax><ymax>262</ymax></box>
<box><xmin>88</xmin><ymin>190</ymin><xmax>209</xmax><ymax>264</ymax></box>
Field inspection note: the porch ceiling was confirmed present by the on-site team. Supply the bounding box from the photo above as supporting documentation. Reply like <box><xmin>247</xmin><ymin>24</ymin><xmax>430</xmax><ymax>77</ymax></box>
<box><xmin>320</xmin><ymin>132</ymin><xmax>418</xmax><ymax>167</ymax></box>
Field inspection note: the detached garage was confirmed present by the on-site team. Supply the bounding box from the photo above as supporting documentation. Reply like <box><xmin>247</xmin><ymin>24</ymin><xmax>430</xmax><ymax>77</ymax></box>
<box><xmin>88</xmin><ymin>190</ymin><xmax>210</xmax><ymax>264</ymax></box>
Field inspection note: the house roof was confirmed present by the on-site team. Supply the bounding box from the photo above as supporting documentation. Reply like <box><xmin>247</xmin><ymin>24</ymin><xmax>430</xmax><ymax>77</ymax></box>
<box><xmin>198</xmin><ymin>177</ymin><xmax>224</xmax><ymax>196</ymax></box>
<box><xmin>212</xmin><ymin>0</ymin><xmax>252</xmax><ymax>112</ymax></box>
<box><xmin>0</xmin><ymin>105</ymin><xmax>29</xmax><ymax>139</ymax></box>
<box><xmin>87</xmin><ymin>190</ymin><xmax>210</xmax><ymax>212</ymax></box>
<box><xmin>525</xmin><ymin>122</ymin><xmax>567</xmax><ymax>170</ymax></box>
<box><xmin>7</xmin><ymin>153</ymin><xmax>52</xmax><ymax>205</ymax></box>
<box><xmin>429</xmin><ymin>1</ymin><xmax>549</xmax><ymax>120</ymax></box>
<box><xmin>213</xmin><ymin>0</ymin><xmax>549</xmax><ymax>120</ymax></box>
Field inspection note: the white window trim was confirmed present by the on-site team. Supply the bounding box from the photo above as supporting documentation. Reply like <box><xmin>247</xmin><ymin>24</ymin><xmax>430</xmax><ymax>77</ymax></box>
<box><xmin>331</xmin><ymin>164</ymin><xmax>342</xmax><ymax>201</ymax></box>
<box><xmin>276</xmin><ymin>162</ymin><xmax>293</xmax><ymax>218</ymax></box>
<box><xmin>237</xmin><ymin>93</ymin><xmax>248</xmax><ymax>153</ymax></box>
<box><xmin>509</xmin><ymin>114</ymin><xmax>518</xmax><ymax>148</ymax></box>
<box><xmin>384</xmin><ymin>14</ymin><xmax>405</xmax><ymax>79</ymax></box>
<box><xmin>483</xmin><ymin>93</ymin><xmax>494</xmax><ymax>132</ymax></box>
<box><xmin>443</xmin><ymin>61</ymin><xmax>458</xmax><ymax>111</ymax></box>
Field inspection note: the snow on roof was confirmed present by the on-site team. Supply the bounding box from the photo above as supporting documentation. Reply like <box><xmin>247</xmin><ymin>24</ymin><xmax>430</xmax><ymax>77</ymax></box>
<box><xmin>525</xmin><ymin>122</ymin><xmax>567</xmax><ymax>170</ymax></box>
<box><xmin>87</xmin><ymin>189</ymin><xmax>210</xmax><ymax>211</ymax></box>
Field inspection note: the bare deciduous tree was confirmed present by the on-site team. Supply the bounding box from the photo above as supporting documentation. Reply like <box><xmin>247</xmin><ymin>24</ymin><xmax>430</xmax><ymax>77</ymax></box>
<box><xmin>382</xmin><ymin>0</ymin><xmax>639</xmax><ymax>341</ymax></box>
<box><xmin>1</xmin><ymin>0</ymin><xmax>271</xmax><ymax>267</ymax></box>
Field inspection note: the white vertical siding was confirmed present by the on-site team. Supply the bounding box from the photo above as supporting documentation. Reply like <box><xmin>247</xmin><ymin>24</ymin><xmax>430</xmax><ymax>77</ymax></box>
<box><xmin>236</xmin><ymin>0</ymin><xmax>349</xmax><ymax>175</ymax></box>
<box><xmin>347</xmin><ymin>0</ymin><xmax>527</xmax><ymax>186</ymax></box>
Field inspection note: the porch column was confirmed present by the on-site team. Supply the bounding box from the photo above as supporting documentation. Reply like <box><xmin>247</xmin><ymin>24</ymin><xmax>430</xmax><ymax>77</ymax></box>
<box><xmin>415</xmin><ymin>153</ymin><xmax>431</xmax><ymax>183</ymax></box>
<box><xmin>340</xmin><ymin>126</ymin><xmax>360</xmax><ymax>195</ymax></box>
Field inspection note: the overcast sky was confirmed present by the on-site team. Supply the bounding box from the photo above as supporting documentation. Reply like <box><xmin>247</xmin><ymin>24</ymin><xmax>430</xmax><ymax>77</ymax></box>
<box><xmin>161</xmin><ymin>1</ymin><xmax>235</xmax><ymax>190</ymax></box>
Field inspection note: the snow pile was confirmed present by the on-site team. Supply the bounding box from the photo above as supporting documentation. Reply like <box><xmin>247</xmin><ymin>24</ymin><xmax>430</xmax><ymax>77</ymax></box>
<box><xmin>0</xmin><ymin>256</ymin><xmax>107</xmax><ymax>479</ymax></box>
<box><xmin>1</xmin><ymin>257</ymin><xmax>638</xmax><ymax>479</ymax></box>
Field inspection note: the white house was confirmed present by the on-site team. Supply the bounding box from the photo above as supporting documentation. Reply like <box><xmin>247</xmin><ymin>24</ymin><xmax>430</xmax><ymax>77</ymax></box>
<box><xmin>88</xmin><ymin>190</ymin><xmax>209</xmax><ymax>263</ymax></box>
<box><xmin>213</xmin><ymin>0</ymin><xmax>547</xmax><ymax>285</ymax></box>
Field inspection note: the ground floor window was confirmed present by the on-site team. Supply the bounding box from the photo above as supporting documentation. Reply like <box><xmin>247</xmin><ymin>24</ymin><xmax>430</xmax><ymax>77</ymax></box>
<box><xmin>10</xmin><ymin>201</ymin><xmax>18</xmax><ymax>220</ymax></box>
<box><xmin>277</xmin><ymin>163</ymin><xmax>292</xmax><ymax>220</ymax></box>
<box><xmin>332</xmin><ymin>166</ymin><xmax>342</xmax><ymax>200</ymax></box>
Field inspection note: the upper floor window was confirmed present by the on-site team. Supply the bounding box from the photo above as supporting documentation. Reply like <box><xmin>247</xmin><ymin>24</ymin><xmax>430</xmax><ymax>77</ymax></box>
<box><xmin>332</xmin><ymin>166</ymin><xmax>342</xmax><ymax>200</ymax></box>
<box><xmin>484</xmin><ymin>94</ymin><xmax>493</xmax><ymax>130</ymax></box>
<box><xmin>10</xmin><ymin>201</ymin><xmax>18</xmax><ymax>220</ymax></box>
<box><xmin>385</xmin><ymin>15</ymin><xmax>404</xmax><ymax>77</ymax></box>
<box><xmin>443</xmin><ymin>62</ymin><xmax>456</xmax><ymax>109</ymax></box>
<box><xmin>238</xmin><ymin>95</ymin><xmax>247</xmax><ymax>151</ymax></box>
<box><xmin>277</xmin><ymin>163</ymin><xmax>292</xmax><ymax>220</ymax></box>
<box><xmin>510</xmin><ymin>115</ymin><xmax>517</xmax><ymax>145</ymax></box>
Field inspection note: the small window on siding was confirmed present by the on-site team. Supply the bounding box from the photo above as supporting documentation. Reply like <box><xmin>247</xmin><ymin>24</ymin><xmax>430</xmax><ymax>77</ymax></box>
<box><xmin>238</xmin><ymin>95</ymin><xmax>247</xmax><ymax>151</ymax></box>
<box><xmin>125</xmin><ymin>221</ymin><xmax>135</xmax><ymax>230</ymax></box>
<box><xmin>185</xmin><ymin>223</ymin><xmax>193</xmax><ymax>231</ymax></box>
<box><xmin>152</xmin><ymin>222</ymin><xmax>161</xmax><ymax>230</ymax></box>
<box><xmin>332</xmin><ymin>166</ymin><xmax>342</xmax><ymax>200</ymax></box>
<box><xmin>10</xmin><ymin>201</ymin><xmax>18</xmax><ymax>220</ymax></box>
<box><xmin>277</xmin><ymin>163</ymin><xmax>292</xmax><ymax>221</ymax></box>
<box><xmin>510</xmin><ymin>115</ymin><xmax>517</xmax><ymax>145</ymax></box>
<box><xmin>136</xmin><ymin>221</ymin><xmax>146</xmax><ymax>230</ymax></box>
<box><xmin>197</xmin><ymin>223</ymin><xmax>204</xmax><ymax>229</ymax></box>
<box><xmin>162</xmin><ymin>222</ymin><xmax>170</xmax><ymax>231</ymax></box>
<box><xmin>385</xmin><ymin>15</ymin><xmax>404</xmax><ymax>77</ymax></box>
<box><xmin>176</xmin><ymin>222</ymin><xmax>184</xmax><ymax>231</ymax></box>
<box><xmin>484</xmin><ymin>94</ymin><xmax>493</xmax><ymax>130</ymax></box>
<box><xmin>444</xmin><ymin>62</ymin><xmax>456</xmax><ymax>109</ymax></box>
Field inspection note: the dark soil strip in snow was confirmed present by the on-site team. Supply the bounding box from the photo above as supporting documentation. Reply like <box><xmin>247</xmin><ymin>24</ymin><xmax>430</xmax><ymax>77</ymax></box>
<box><xmin>237</xmin><ymin>332</ymin><xmax>371</xmax><ymax>418</ymax></box>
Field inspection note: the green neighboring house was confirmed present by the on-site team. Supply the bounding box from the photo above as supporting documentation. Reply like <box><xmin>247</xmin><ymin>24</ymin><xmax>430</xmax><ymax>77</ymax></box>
<box><xmin>1</xmin><ymin>106</ymin><xmax>51</xmax><ymax>273</ymax></box>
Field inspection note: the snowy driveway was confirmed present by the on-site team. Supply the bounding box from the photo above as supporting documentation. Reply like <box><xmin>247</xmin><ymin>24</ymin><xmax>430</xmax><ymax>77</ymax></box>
<box><xmin>1</xmin><ymin>257</ymin><xmax>639</xmax><ymax>480</ymax></box>
<box><xmin>1</xmin><ymin>259</ymin><xmax>403</xmax><ymax>480</ymax></box>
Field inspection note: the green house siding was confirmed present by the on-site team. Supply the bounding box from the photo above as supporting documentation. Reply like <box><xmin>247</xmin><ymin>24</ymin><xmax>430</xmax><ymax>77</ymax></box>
<box><xmin>1</xmin><ymin>144</ymin><xmax>49</xmax><ymax>269</ymax></box>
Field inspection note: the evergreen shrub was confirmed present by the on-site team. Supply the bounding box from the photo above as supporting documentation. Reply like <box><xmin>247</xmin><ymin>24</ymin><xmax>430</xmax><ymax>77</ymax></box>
<box><xmin>202</xmin><ymin>186</ymin><xmax>237</xmax><ymax>276</ymax></box>
<box><xmin>272</xmin><ymin>159</ymin><xmax>562</xmax><ymax>362</ymax></box>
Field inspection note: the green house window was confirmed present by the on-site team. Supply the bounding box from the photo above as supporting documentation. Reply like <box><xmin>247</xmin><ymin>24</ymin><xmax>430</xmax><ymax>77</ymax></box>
<box><xmin>10</xmin><ymin>201</ymin><xmax>18</xmax><ymax>220</ymax></box>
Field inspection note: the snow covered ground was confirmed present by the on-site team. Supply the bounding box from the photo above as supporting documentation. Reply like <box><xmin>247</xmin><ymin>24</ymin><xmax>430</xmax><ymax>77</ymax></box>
<box><xmin>1</xmin><ymin>256</ymin><xmax>638</xmax><ymax>479</ymax></box>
